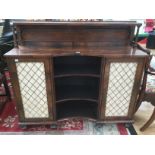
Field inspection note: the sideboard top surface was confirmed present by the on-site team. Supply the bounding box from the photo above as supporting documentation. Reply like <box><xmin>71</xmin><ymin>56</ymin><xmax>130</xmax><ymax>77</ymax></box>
<box><xmin>4</xmin><ymin>46</ymin><xmax>148</xmax><ymax>58</ymax></box>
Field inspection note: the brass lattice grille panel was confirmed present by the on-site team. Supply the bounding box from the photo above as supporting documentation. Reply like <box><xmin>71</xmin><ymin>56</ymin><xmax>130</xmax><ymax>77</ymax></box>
<box><xmin>105</xmin><ymin>62</ymin><xmax>137</xmax><ymax>117</ymax></box>
<box><xmin>16</xmin><ymin>62</ymin><xmax>49</xmax><ymax>118</ymax></box>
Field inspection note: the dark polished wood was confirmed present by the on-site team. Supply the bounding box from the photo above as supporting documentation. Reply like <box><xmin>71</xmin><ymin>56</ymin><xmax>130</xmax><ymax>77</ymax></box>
<box><xmin>6</xmin><ymin>58</ymin><xmax>55</xmax><ymax>122</ymax></box>
<box><xmin>5</xmin><ymin>46</ymin><xmax>147</xmax><ymax>57</ymax></box>
<box><xmin>13</xmin><ymin>21</ymin><xmax>140</xmax><ymax>48</ymax></box>
<box><xmin>99</xmin><ymin>57</ymin><xmax>146</xmax><ymax>121</ymax></box>
<box><xmin>139</xmin><ymin>73</ymin><xmax>155</xmax><ymax>131</ymax></box>
<box><xmin>4</xmin><ymin>21</ymin><xmax>149</xmax><ymax>126</ymax></box>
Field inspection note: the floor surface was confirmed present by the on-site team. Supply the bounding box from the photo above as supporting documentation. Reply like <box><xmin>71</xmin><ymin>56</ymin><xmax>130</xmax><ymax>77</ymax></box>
<box><xmin>133</xmin><ymin>101</ymin><xmax>155</xmax><ymax>135</ymax></box>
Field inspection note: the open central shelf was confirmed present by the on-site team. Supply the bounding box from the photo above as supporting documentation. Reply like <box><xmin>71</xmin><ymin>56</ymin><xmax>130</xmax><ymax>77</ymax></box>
<box><xmin>53</xmin><ymin>56</ymin><xmax>101</xmax><ymax>77</ymax></box>
<box><xmin>55</xmin><ymin>76</ymin><xmax>100</xmax><ymax>102</ymax></box>
<box><xmin>53</xmin><ymin>55</ymin><xmax>101</xmax><ymax>119</ymax></box>
<box><xmin>56</xmin><ymin>100</ymin><xmax>97</xmax><ymax>120</ymax></box>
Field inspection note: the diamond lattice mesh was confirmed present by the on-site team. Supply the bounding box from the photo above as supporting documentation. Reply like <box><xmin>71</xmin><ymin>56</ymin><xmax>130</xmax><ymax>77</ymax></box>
<box><xmin>105</xmin><ymin>63</ymin><xmax>137</xmax><ymax>117</ymax></box>
<box><xmin>16</xmin><ymin>62</ymin><xmax>49</xmax><ymax>118</ymax></box>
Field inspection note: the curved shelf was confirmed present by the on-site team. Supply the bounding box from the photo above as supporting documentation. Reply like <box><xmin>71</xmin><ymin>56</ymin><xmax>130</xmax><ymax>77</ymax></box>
<box><xmin>55</xmin><ymin>85</ymin><xmax>99</xmax><ymax>101</ymax></box>
<box><xmin>55</xmin><ymin>76</ymin><xmax>99</xmax><ymax>102</ymax></box>
<box><xmin>56</xmin><ymin>98</ymin><xmax>98</xmax><ymax>104</ymax></box>
<box><xmin>54</xmin><ymin>66</ymin><xmax>101</xmax><ymax>77</ymax></box>
<box><xmin>54</xmin><ymin>74</ymin><xmax>100</xmax><ymax>78</ymax></box>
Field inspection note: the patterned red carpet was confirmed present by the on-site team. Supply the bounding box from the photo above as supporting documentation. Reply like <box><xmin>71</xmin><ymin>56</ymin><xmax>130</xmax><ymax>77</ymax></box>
<box><xmin>0</xmin><ymin>101</ymin><xmax>137</xmax><ymax>135</ymax></box>
<box><xmin>0</xmin><ymin>71</ymin><xmax>137</xmax><ymax>135</ymax></box>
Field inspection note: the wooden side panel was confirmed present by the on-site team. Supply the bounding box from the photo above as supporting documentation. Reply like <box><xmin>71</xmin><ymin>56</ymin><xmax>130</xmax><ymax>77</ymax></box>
<box><xmin>6</xmin><ymin>57</ymin><xmax>55</xmax><ymax>124</ymax></box>
<box><xmin>99</xmin><ymin>57</ymin><xmax>145</xmax><ymax>121</ymax></box>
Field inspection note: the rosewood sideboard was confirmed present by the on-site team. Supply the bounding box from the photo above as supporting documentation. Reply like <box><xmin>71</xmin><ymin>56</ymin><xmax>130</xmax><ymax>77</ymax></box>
<box><xmin>4</xmin><ymin>21</ymin><xmax>149</xmax><ymax>127</ymax></box>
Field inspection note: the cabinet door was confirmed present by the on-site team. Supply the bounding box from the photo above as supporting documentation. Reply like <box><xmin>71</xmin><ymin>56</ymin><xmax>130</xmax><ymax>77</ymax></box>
<box><xmin>99</xmin><ymin>57</ymin><xmax>145</xmax><ymax>122</ymax></box>
<box><xmin>7</xmin><ymin>58</ymin><xmax>55</xmax><ymax>124</ymax></box>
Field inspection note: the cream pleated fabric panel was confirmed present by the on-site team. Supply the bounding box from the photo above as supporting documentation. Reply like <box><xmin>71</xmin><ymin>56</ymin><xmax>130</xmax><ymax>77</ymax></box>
<box><xmin>105</xmin><ymin>62</ymin><xmax>137</xmax><ymax>117</ymax></box>
<box><xmin>16</xmin><ymin>62</ymin><xmax>49</xmax><ymax>118</ymax></box>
